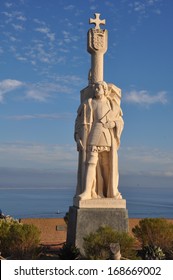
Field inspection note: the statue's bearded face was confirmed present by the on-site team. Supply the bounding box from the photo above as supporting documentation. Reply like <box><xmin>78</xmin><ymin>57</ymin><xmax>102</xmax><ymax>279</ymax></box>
<box><xmin>94</xmin><ymin>84</ymin><xmax>104</xmax><ymax>99</ymax></box>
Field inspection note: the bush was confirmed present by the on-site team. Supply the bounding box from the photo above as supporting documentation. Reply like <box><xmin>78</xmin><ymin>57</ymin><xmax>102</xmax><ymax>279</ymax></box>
<box><xmin>83</xmin><ymin>226</ymin><xmax>137</xmax><ymax>260</ymax></box>
<box><xmin>140</xmin><ymin>245</ymin><xmax>165</xmax><ymax>260</ymax></box>
<box><xmin>132</xmin><ymin>218</ymin><xmax>173</xmax><ymax>259</ymax></box>
<box><xmin>58</xmin><ymin>243</ymin><xmax>80</xmax><ymax>260</ymax></box>
<box><xmin>165</xmin><ymin>249</ymin><xmax>173</xmax><ymax>260</ymax></box>
<box><xmin>0</xmin><ymin>219</ymin><xmax>41</xmax><ymax>259</ymax></box>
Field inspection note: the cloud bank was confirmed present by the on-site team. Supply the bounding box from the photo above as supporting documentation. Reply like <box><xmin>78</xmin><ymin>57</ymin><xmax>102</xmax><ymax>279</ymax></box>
<box><xmin>0</xmin><ymin>79</ymin><xmax>23</xmax><ymax>102</ymax></box>
<box><xmin>124</xmin><ymin>90</ymin><xmax>168</xmax><ymax>106</ymax></box>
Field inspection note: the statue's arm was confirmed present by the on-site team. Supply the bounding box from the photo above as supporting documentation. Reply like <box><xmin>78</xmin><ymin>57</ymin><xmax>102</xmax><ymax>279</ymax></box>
<box><xmin>74</xmin><ymin>131</ymin><xmax>84</xmax><ymax>151</ymax></box>
<box><xmin>103</xmin><ymin>121</ymin><xmax>115</xmax><ymax>129</ymax></box>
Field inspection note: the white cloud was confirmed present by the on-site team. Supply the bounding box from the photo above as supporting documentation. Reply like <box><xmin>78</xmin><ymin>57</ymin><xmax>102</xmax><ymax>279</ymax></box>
<box><xmin>33</xmin><ymin>18</ymin><xmax>45</xmax><ymax>25</ymax></box>
<box><xmin>62</xmin><ymin>30</ymin><xmax>71</xmax><ymax>43</ymax></box>
<box><xmin>5</xmin><ymin>2</ymin><xmax>13</xmax><ymax>8</ymax></box>
<box><xmin>47</xmin><ymin>33</ymin><xmax>55</xmax><ymax>41</ymax></box>
<box><xmin>5</xmin><ymin>113</ymin><xmax>74</xmax><ymax>121</ymax></box>
<box><xmin>0</xmin><ymin>79</ymin><xmax>23</xmax><ymax>92</ymax></box>
<box><xmin>128</xmin><ymin>0</ymin><xmax>162</xmax><ymax>16</ymax></box>
<box><xmin>26</xmin><ymin>41</ymin><xmax>54</xmax><ymax>64</ymax></box>
<box><xmin>22</xmin><ymin>18</ymin><xmax>57</xmax><ymax>65</ymax></box>
<box><xmin>90</xmin><ymin>5</ymin><xmax>98</xmax><ymax>11</ymax></box>
<box><xmin>120</xmin><ymin>146</ymin><xmax>173</xmax><ymax>177</ymax></box>
<box><xmin>35</xmin><ymin>27</ymin><xmax>55</xmax><ymax>42</ymax></box>
<box><xmin>2</xmin><ymin>10</ymin><xmax>27</xmax><ymax>24</ymax></box>
<box><xmin>25</xmin><ymin>89</ymin><xmax>50</xmax><ymax>102</ymax></box>
<box><xmin>12</xmin><ymin>23</ymin><xmax>24</xmax><ymax>31</ymax></box>
<box><xmin>15</xmin><ymin>55</ymin><xmax>27</xmax><ymax>61</ymax></box>
<box><xmin>61</xmin><ymin>30</ymin><xmax>80</xmax><ymax>45</ymax></box>
<box><xmin>0</xmin><ymin>142</ymin><xmax>77</xmax><ymax>170</ymax></box>
<box><xmin>16</xmin><ymin>15</ymin><xmax>26</xmax><ymax>21</ymax></box>
<box><xmin>24</xmin><ymin>79</ymin><xmax>77</xmax><ymax>102</ymax></box>
<box><xmin>0</xmin><ymin>142</ymin><xmax>172</xmax><ymax>181</ymax></box>
<box><xmin>64</xmin><ymin>5</ymin><xmax>75</xmax><ymax>10</ymax></box>
<box><xmin>1</xmin><ymin>11</ymin><xmax>81</xmax><ymax>73</ymax></box>
<box><xmin>0</xmin><ymin>76</ymin><xmax>83</xmax><ymax>103</ymax></box>
<box><xmin>54</xmin><ymin>75</ymin><xmax>84</xmax><ymax>85</ymax></box>
<box><xmin>164</xmin><ymin>171</ymin><xmax>173</xmax><ymax>177</ymax></box>
<box><xmin>134</xmin><ymin>2</ymin><xmax>145</xmax><ymax>13</ymax></box>
<box><xmin>147</xmin><ymin>0</ymin><xmax>160</xmax><ymax>5</ymax></box>
<box><xmin>154</xmin><ymin>9</ymin><xmax>161</xmax><ymax>15</ymax></box>
<box><xmin>2</xmin><ymin>11</ymin><xmax>13</xmax><ymax>22</ymax></box>
<box><xmin>0</xmin><ymin>79</ymin><xmax>23</xmax><ymax>103</ymax></box>
<box><xmin>56</xmin><ymin>56</ymin><xmax>66</xmax><ymax>64</ymax></box>
<box><xmin>3</xmin><ymin>31</ymin><xmax>19</xmax><ymax>42</ymax></box>
<box><xmin>124</xmin><ymin>90</ymin><xmax>167</xmax><ymax>105</ymax></box>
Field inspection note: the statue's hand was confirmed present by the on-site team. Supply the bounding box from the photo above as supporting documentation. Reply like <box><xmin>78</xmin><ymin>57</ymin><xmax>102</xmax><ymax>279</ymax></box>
<box><xmin>103</xmin><ymin>121</ymin><xmax>115</xmax><ymax>129</ymax></box>
<box><xmin>77</xmin><ymin>139</ymin><xmax>84</xmax><ymax>151</ymax></box>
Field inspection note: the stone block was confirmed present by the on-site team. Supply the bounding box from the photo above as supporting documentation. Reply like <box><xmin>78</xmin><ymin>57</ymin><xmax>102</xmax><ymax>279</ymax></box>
<box><xmin>73</xmin><ymin>197</ymin><xmax>126</xmax><ymax>208</ymax></box>
<box><xmin>67</xmin><ymin>206</ymin><xmax>128</xmax><ymax>256</ymax></box>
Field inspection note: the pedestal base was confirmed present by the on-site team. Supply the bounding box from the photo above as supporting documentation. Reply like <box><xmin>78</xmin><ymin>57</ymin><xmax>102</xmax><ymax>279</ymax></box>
<box><xmin>73</xmin><ymin>197</ymin><xmax>126</xmax><ymax>208</ymax></box>
<box><xmin>67</xmin><ymin>205</ymin><xmax>128</xmax><ymax>256</ymax></box>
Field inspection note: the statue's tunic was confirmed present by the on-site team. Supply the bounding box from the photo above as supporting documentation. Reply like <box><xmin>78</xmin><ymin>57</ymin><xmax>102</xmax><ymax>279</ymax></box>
<box><xmin>88</xmin><ymin>99</ymin><xmax>111</xmax><ymax>147</ymax></box>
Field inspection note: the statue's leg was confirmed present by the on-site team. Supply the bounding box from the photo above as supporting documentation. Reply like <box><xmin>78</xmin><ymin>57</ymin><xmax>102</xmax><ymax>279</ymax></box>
<box><xmin>79</xmin><ymin>151</ymin><xmax>98</xmax><ymax>200</ymax></box>
<box><xmin>108</xmin><ymin>151</ymin><xmax>122</xmax><ymax>198</ymax></box>
<box><xmin>100</xmin><ymin>151</ymin><xmax>110</xmax><ymax>197</ymax></box>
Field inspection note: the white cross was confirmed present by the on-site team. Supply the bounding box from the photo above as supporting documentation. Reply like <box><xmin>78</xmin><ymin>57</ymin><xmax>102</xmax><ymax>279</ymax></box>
<box><xmin>89</xmin><ymin>13</ymin><xmax>106</xmax><ymax>29</ymax></box>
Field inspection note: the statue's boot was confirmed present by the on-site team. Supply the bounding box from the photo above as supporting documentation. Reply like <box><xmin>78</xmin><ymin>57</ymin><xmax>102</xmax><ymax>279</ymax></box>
<box><xmin>79</xmin><ymin>163</ymin><xmax>95</xmax><ymax>200</ymax></box>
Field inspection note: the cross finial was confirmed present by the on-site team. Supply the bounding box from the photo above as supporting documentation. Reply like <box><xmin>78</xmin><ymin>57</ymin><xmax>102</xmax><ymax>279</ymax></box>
<box><xmin>89</xmin><ymin>13</ymin><xmax>106</xmax><ymax>29</ymax></box>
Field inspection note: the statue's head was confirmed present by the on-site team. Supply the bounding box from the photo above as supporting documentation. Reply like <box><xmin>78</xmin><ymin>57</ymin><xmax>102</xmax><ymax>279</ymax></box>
<box><xmin>94</xmin><ymin>81</ymin><xmax>108</xmax><ymax>99</ymax></box>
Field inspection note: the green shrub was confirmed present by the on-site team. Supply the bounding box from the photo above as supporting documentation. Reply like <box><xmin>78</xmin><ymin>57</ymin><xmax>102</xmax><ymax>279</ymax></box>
<box><xmin>0</xmin><ymin>219</ymin><xmax>41</xmax><ymax>259</ymax></box>
<box><xmin>132</xmin><ymin>218</ymin><xmax>173</xmax><ymax>251</ymax></box>
<box><xmin>58</xmin><ymin>243</ymin><xmax>80</xmax><ymax>260</ymax></box>
<box><xmin>140</xmin><ymin>245</ymin><xmax>165</xmax><ymax>260</ymax></box>
<box><xmin>165</xmin><ymin>249</ymin><xmax>173</xmax><ymax>260</ymax></box>
<box><xmin>83</xmin><ymin>226</ymin><xmax>137</xmax><ymax>260</ymax></box>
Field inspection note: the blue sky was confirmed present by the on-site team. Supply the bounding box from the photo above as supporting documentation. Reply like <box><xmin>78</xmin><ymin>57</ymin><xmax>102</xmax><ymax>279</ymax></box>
<box><xmin>0</xmin><ymin>0</ymin><xmax>173</xmax><ymax>189</ymax></box>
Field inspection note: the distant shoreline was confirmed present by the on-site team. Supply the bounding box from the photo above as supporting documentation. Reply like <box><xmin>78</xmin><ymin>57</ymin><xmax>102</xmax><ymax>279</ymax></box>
<box><xmin>1</xmin><ymin>186</ymin><xmax>173</xmax><ymax>219</ymax></box>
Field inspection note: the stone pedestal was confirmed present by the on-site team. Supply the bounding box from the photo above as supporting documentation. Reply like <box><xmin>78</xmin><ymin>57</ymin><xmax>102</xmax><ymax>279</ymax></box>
<box><xmin>66</xmin><ymin>199</ymin><xmax>128</xmax><ymax>255</ymax></box>
<box><xmin>73</xmin><ymin>197</ymin><xmax>126</xmax><ymax>208</ymax></box>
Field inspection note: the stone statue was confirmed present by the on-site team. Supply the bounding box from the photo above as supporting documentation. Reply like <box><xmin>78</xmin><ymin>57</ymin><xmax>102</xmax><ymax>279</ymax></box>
<box><xmin>74</xmin><ymin>14</ymin><xmax>124</xmax><ymax>201</ymax></box>
<box><xmin>75</xmin><ymin>81</ymin><xmax>124</xmax><ymax>200</ymax></box>
<box><xmin>67</xmin><ymin>13</ymin><xmax>128</xmax><ymax>255</ymax></box>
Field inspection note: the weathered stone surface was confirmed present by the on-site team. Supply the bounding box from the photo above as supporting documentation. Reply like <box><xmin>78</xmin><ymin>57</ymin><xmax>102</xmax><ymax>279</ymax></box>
<box><xmin>67</xmin><ymin>206</ymin><xmax>128</xmax><ymax>255</ymax></box>
<box><xmin>73</xmin><ymin>197</ymin><xmax>126</xmax><ymax>208</ymax></box>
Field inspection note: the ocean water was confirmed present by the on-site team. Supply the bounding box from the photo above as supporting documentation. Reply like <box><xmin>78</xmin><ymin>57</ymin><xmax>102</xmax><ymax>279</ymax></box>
<box><xmin>0</xmin><ymin>186</ymin><xmax>173</xmax><ymax>219</ymax></box>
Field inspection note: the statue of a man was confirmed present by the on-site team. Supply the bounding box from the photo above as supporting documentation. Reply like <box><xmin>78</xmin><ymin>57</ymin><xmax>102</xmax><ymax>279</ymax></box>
<box><xmin>74</xmin><ymin>81</ymin><xmax>124</xmax><ymax>200</ymax></box>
